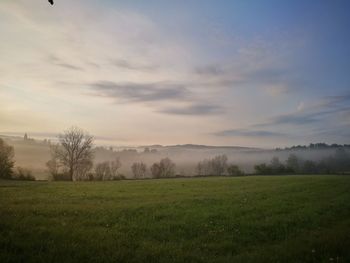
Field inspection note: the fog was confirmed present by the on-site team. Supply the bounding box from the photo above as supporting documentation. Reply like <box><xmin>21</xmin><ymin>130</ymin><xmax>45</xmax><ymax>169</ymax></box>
<box><xmin>2</xmin><ymin>135</ymin><xmax>344</xmax><ymax>180</ymax></box>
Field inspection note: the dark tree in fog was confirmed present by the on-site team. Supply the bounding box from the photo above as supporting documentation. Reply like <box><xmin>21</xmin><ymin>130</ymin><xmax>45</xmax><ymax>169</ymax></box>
<box><xmin>95</xmin><ymin>161</ymin><xmax>111</xmax><ymax>181</ymax></box>
<box><xmin>94</xmin><ymin>158</ymin><xmax>121</xmax><ymax>181</ymax></box>
<box><xmin>227</xmin><ymin>164</ymin><xmax>244</xmax><ymax>176</ymax></box>
<box><xmin>110</xmin><ymin>158</ymin><xmax>122</xmax><ymax>178</ymax></box>
<box><xmin>0</xmin><ymin>138</ymin><xmax>15</xmax><ymax>179</ymax></box>
<box><xmin>286</xmin><ymin>154</ymin><xmax>300</xmax><ymax>173</ymax></box>
<box><xmin>131</xmin><ymin>162</ymin><xmax>147</xmax><ymax>178</ymax></box>
<box><xmin>211</xmin><ymin>154</ymin><xmax>228</xmax><ymax>176</ymax></box>
<box><xmin>51</xmin><ymin>127</ymin><xmax>94</xmax><ymax>181</ymax></box>
<box><xmin>151</xmin><ymin>158</ymin><xmax>175</xmax><ymax>178</ymax></box>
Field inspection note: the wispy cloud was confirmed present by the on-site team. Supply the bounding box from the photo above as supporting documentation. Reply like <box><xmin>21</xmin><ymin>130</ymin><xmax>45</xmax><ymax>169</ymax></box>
<box><xmin>158</xmin><ymin>104</ymin><xmax>223</xmax><ymax>116</ymax></box>
<box><xmin>259</xmin><ymin>93</ymin><xmax>350</xmax><ymax>127</ymax></box>
<box><xmin>214</xmin><ymin>129</ymin><xmax>286</xmax><ymax>137</ymax></box>
<box><xmin>89</xmin><ymin>81</ymin><xmax>189</xmax><ymax>103</ymax></box>
<box><xmin>111</xmin><ymin>59</ymin><xmax>157</xmax><ymax>71</ymax></box>
<box><xmin>194</xmin><ymin>65</ymin><xmax>224</xmax><ymax>76</ymax></box>
<box><xmin>214</xmin><ymin>93</ymin><xmax>350</xmax><ymax>142</ymax></box>
<box><xmin>48</xmin><ymin>55</ymin><xmax>84</xmax><ymax>71</ymax></box>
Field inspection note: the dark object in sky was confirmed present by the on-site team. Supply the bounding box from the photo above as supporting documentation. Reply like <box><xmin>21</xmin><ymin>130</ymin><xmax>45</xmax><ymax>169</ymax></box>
<box><xmin>48</xmin><ymin>0</ymin><xmax>54</xmax><ymax>5</ymax></box>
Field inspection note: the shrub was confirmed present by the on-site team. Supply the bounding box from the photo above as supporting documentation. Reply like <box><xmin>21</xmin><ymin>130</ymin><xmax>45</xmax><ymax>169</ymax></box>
<box><xmin>254</xmin><ymin>163</ymin><xmax>271</xmax><ymax>175</ymax></box>
<box><xmin>52</xmin><ymin>173</ymin><xmax>72</xmax><ymax>181</ymax></box>
<box><xmin>13</xmin><ymin>167</ymin><xmax>35</xmax><ymax>181</ymax></box>
<box><xmin>94</xmin><ymin>158</ymin><xmax>122</xmax><ymax>181</ymax></box>
<box><xmin>0</xmin><ymin>138</ymin><xmax>15</xmax><ymax>179</ymax></box>
<box><xmin>227</xmin><ymin>164</ymin><xmax>244</xmax><ymax>176</ymax></box>
<box><xmin>151</xmin><ymin>158</ymin><xmax>176</xmax><ymax>178</ymax></box>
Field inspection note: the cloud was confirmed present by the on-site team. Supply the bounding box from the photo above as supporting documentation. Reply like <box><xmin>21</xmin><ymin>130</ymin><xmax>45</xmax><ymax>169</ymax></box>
<box><xmin>48</xmin><ymin>55</ymin><xmax>84</xmax><ymax>71</ymax></box>
<box><xmin>89</xmin><ymin>81</ymin><xmax>225</xmax><ymax>116</ymax></box>
<box><xmin>267</xmin><ymin>112</ymin><xmax>319</xmax><ymax>126</ymax></box>
<box><xmin>214</xmin><ymin>129</ymin><xmax>286</xmax><ymax>137</ymax></box>
<box><xmin>260</xmin><ymin>93</ymin><xmax>350</xmax><ymax>127</ymax></box>
<box><xmin>194</xmin><ymin>65</ymin><xmax>224</xmax><ymax>76</ymax></box>
<box><xmin>89</xmin><ymin>81</ymin><xmax>189</xmax><ymax>102</ymax></box>
<box><xmin>158</xmin><ymin>104</ymin><xmax>223</xmax><ymax>116</ymax></box>
<box><xmin>55</xmin><ymin>63</ymin><xmax>84</xmax><ymax>71</ymax></box>
<box><xmin>321</xmin><ymin>94</ymin><xmax>350</xmax><ymax>107</ymax></box>
<box><xmin>212</xmin><ymin>93</ymin><xmax>350</xmax><ymax>144</ymax></box>
<box><xmin>111</xmin><ymin>59</ymin><xmax>157</xmax><ymax>71</ymax></box>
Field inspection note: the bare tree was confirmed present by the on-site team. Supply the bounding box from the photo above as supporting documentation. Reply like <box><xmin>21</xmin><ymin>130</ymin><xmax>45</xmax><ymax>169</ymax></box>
<box><xmin>51</xmin><ymin>127</ymin><xmax>94</xmax><ymax>181</ymax></box>
<box><xmin>95</xmin><ymin>161</ymin><xmax>111</xmax><ymax>181</ymax></box>
<box><xmin>197</xmin><ymin>159</ymin><xmax>212</xmax><ymax>176</ymax></box>
<box><xmin>211</xmin><ymin>154</ymin><xmax>228</xmax><ymax>175</ymax></box>
<box><xmin>131</xmin><ymin>162</ymin><xmax>147</xmax><ymax>179</ymax></box>
<box><xmin>197</xmin><ymin>155</ymin><xmax>228</xmax><ymax>176</ymax></box>
<box><xmin>196</xmin><ymin>161</ymin><xmax>203</xmax><ymax>176</ymax></box>
<box><xmin>151</xmin><ymin>158</ymin><xmax>175</xmax><ymax>178</ymax></box>
<box><xmin>94</xmin><ymin>158</ymin><xmax>122</xmax><ymax>181</ymax></box>
<box><xmin>151</xmin><ymin>163</ymin><xmax>161</xmax><ymax>178</ymax></box>
<box><xmin>75</xmin><ymin>159</ymin><xmax>93</xmax><ymax>181</ymax></box>
<box><xmin>110</xmin><ymin>158</ymin><xmax>122</xmax><ymax>179</ymax></box>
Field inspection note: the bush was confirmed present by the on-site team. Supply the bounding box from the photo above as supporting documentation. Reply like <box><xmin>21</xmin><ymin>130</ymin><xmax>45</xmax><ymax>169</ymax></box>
<box><xmin>255</xmin><ymin>157</ymin><xmax>292</xmax><ymax>175</ymax></box>
<box><xmin>94</xmin><ymin>159</ymin><xmax>122</xmax><ymax>181</ymax></box>
<box><xmin>254</xmin><ymin>163</ymin><xmax>271</xmax><ymax>175</ymax></box>
<box><xmin>0</xmin><ymin>138</ymin><xmax>15</xmax><ymax>179</ymax></box>
<box><xmin>151</xmin><ymin>158</ymin><xmax>176</xmax><ymax>178</ymax></box>
<box><xmin>112</xmin><ymin>174</ymin><xmax>126</xmax><ymax>180</ymax></box>
<box><xmin>52</xmin><ymin>173</ymin><xmax>72</xmax><ymax>181</ymax></box>
<box><xmin>227</xmin><ymin>164</ymin><xmax>244</xmax><ymax>176</ymax></box>
<box><xmin>13</xmin><ymin>167</ymin><xmax>35</xmax><ymax>181</ymax></box>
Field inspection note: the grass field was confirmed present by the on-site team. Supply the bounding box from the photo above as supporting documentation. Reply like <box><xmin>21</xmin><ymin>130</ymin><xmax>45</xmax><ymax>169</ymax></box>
<box><xmin>1</xmin><ymin>176</ymin><xmax>350</xmax><ymax>263</ymax></box>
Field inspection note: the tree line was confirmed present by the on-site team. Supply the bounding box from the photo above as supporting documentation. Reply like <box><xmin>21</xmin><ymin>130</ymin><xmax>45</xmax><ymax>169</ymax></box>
<box><xmin>1</xmin><ymin>127</ymin><xmax>349</xmax><ymax>181</ymax></box>
<box><xmin>44</xmin><ymin>127</ymin><xmax>350</xmax><ymax>180</ymax></box>
<box><xmin>254</xmin><ymin>149</ymin><xmax>350</xmax><ymax>175</ymax></box>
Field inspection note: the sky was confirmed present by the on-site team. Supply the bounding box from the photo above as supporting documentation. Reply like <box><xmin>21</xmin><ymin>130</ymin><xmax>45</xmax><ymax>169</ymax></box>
<box><xmin>0</xmin><ymin>0</ymin><xmax>350</xmax><ymax>147</ymax></box>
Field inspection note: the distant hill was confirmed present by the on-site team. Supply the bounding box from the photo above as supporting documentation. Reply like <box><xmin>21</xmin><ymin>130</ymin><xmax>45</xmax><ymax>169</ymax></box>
<box><xmin>277</xmin><ymin>143</ymin><xmax>350</xmax><ymax>151</ymax></box>
<box><xmin>139</xmin><ymin>144</ymin><xmax>261</xmax><ymax>151</ymax></box>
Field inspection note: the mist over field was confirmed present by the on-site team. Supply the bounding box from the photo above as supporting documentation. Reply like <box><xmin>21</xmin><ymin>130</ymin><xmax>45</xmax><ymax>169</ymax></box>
<box><xmin>2</xmin><ymin>134</ymin><xmax>346</xmax><ymax>180</ymax></box>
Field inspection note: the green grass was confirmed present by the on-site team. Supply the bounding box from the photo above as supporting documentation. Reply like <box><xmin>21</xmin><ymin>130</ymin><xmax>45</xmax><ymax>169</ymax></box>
<box><xmin>1</xmin><ymin>175</ymin><xmax>350</xmax><ymax>263</ymax></box>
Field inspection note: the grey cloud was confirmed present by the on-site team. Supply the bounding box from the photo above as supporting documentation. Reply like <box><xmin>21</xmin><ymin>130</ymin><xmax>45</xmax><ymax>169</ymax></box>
<box><xmin>216</xmin><ymin>93</ymin><xmax>350</xmax><ymax>141</ymax></box>
<box><xmin>322</xmin><ymin>94</ymin><xmax>350</xmax><ymax>107</ymax></box>
<box><xmin>48</xmin><ymin>55</ymin><xmax>84</xmax><ymax>71</ymax></box>
<box><xmin>112</xmin><ymin>59</ymin><xmax>157</xmax><ymax>71</ymax></box>
<box><xmin>192</xmin><ymin>62</ymin><xmax>304</xmax><ymax>94</ymax></box>
<box><xmin>259</xmin><ymin>94</ymin><xmax>350</xmax><ymax>127</ymax></box>
<box><xmin>89</xmin><ymin>81</ymin><xmax>226</xmax><ymax>116</ymax></box>
<box><xmin>195</xmin><ymin>65</ymin><xmax>224</xmax><ymax>76</ymax></box>
<box><xmin>55</xmin><ymin>63</ymin><xmax>83</xmax><ymax>71</ymax></box>
<box><xmin>268</xmin><ymin>113</ymin><xmax>319</xmax><ymax>126</ymax></box>
<box><xmin>214</xmin><ymin>129</ymin><xmax>286</xmax><ymax>137</ymax></box>
<box><xmin>158</xmin><ymin>104</ymin><xmax>223</xmax><ymax>116</ymax></box>
<box><xmin>90</xmin><ymin>81</ymin><xmax>189</xmax><ymax>102</ymax></box>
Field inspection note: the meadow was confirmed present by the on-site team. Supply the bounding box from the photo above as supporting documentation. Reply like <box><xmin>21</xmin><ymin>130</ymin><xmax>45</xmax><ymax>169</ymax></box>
<box><xmin>1</xmin><ymin>175</ymin><xmax>350</xmax><ymax>263</ymax></box>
